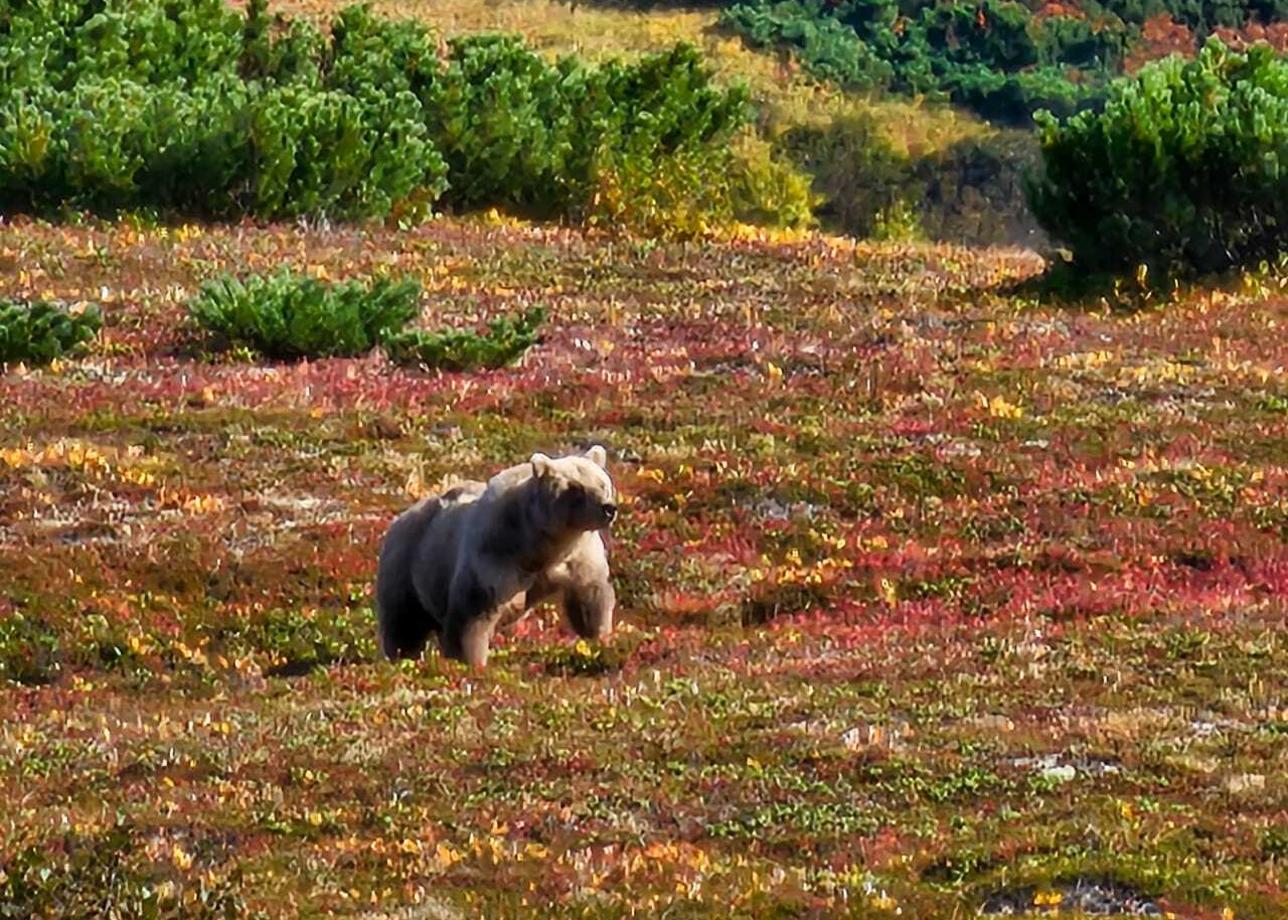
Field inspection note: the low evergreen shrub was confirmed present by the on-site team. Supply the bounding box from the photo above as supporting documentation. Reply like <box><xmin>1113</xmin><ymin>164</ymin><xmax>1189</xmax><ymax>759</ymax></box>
<box><xmin>188</xmin><ymin>270</ymin><xmax>420</xmax><ymax>360</ymax></box>
<box><xmin>1026</xmin><ymin>39</ymin><xmax>1288</xmax><ymax>278</ymax></box>
<box><xmin>0</xmin><ymin>299</ymin><xmax>101</xmax><ymax>366</ymax></box>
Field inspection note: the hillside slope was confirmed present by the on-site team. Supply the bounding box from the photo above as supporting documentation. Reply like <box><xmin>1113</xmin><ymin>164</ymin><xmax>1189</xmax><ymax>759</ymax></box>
<box><xmin>266</xmin><ymin>0</ymin><xmax>1046</xmax><ymax>245</ymax></box>
<box><xmin>1</xmin><ymin>217</ymin><xmax>1285</xmax><ymax>917</ymax></box>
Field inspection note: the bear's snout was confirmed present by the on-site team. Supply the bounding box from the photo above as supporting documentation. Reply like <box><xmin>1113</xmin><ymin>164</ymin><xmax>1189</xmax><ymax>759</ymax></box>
<box><xmin>601</xmin><ymin>503</ymin><xmax>617</xmax><ymax>524</ymax></box>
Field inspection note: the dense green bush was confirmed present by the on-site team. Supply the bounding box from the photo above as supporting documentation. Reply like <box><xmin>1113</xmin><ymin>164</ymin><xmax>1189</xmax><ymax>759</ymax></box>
<box><xmin>424</xmin><ymin>38</ymin><xmax>747</xmax><ymax>220</ymax></box>
<box><xmin>723</xmin><ymin>1</ymin><xmax>893</xmax><ymax>89</ymax></box>
<box><xmin>1026</xmin><ymin>39</ymin><xmax>1288</xmax><ymax>277</ymax></box>
<box><xmin>0</xmin><ymin>0</ymin><xmax>446</xmax><ymax>219</ymax></box>
<box><xmin>189</xmin><ymin>272</ymin><xmax>551</xmax><ymax>369</ymax></box>
<box><xmin>721</xmin><ymin>0</ymin><xmax>1119</xmax><ymax>124</ymax></box>
<box><xmin>0</xmin><ymin>0</ymin><xmax>747</xmax><ymax>228</ymax></box>
<box><xmin>386</xmin><ymin>307</ymin><xmax>547</xmax><ymax>371</ymax></box>
<box><xmin>719</xmin><ymin>0</ymin><xmax>1283</xmax><ymax>125</ymax></box>
<box><xmin>189</xmin><ymin>271</ymin><xmax>420</xmax><ymax>360</ymax></box>
<box><xmin>0</xmin><ymin>299</ymin><xmax>101</xmax><ymax>366</ymax></box>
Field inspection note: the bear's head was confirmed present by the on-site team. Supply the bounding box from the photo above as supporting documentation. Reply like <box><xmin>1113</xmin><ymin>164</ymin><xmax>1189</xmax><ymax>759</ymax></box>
<box><xmin>529</xmin><ymin>446</ymin><xmax>617</xmax><ymax>534</ymax></box>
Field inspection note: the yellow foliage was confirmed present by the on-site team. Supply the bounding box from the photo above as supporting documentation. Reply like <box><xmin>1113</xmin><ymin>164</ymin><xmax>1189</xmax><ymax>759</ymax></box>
<box><xmin>975</xmin><ymin>392</ymin><xmax>1024</xmax><ymax>419</ymax></box>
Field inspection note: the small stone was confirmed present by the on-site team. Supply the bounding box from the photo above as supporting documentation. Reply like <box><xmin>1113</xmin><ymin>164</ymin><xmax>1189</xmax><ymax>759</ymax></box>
<box><xmin>1041</xmin><ymin>764</ymin><xmax>1077</xmax><ymax>784</ymax></box>
<box><xmin>969</xmin><ymin>714</ymin><xmax>1015</xmax><ymax>733</ymax></box>
<box><xmin>1225</xmin><ymin>773</ymin><xmax>1266</xmax><ymax>795</ymax></box>
<box><xmin>841</xmin><ymin>720</ymin><xmax>909</xmax><ymax>751</ymax></box>
<box><xmin>982</xmin><ymin>877</ymin><xmax>1164</xmax><ymax>916</ymax></box>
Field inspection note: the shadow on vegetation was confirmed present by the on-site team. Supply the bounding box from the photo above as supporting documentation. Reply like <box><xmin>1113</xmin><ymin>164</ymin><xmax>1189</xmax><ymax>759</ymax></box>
<box><xmin>980</xmin><ymin>876</ymin><xmax>1164</xmax><ymax>916</ymax></box>
<box><xmin>780</xmin><ymin>114</ymin><xmax>1047</xmax><ymax>247</ymax></box>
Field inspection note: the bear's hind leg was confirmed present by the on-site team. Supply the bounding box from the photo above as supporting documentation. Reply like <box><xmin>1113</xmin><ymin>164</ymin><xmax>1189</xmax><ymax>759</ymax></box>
<box><xmin>376</xmin><ymin>590</ymin><xmax>438</xmax><ymax>661</ymax></box>
<box><xmin>375</xmin><ymin>542</ymin><xmax>438</xmax><ymax>659</ymax></box>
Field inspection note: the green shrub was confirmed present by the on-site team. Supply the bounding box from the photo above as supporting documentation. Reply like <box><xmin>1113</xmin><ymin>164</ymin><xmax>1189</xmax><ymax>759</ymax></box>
<box><xmin>1026</xmin><ymin>39</ymin><xmax>1288</xmax><ymax>278</ymax></box>
<box><xmin>423</xmin><ymin>38</ymin><xmax>748</xmax><ymax>222</ymax></box>
<box><xmin>0</xmin><ymin>299</ymin><xmax>101</xmax><ymax>366</ymax></box>
<box><xmin>722</xmin><ymin>0</ymin><xmax>893</xmax><ymax>90</ymax></box>
<box><xmin>386</xmin><ymin>307</ymin><xmax>546</xmax><ymax>371</ymax></box>
<box><xmin>0</xmin><ymin>0</ymin><xmax>447</xmax><ymax>220</ymax></box>
<box><xmin>0</xmin><ymin>0</ymin><xmax>744</xmax><ymax>230</ymax></box>
<box><xmin>585</xmin><ymin>146</ymin><xmax>740</xmax><ymax>239</ymax></box>
<box><xmin>189</xmin><ymin>271</ymin><xmax>421</xmax><ymax>360</ymax></box>
<box><xmin>189</xmin><ymin>272</ymin><xmax>550</xmax><ymax>369</ymax></box>
<box><xmin>720</xmin><ymin>0</ymin><xmax>1133</xmax><ymax>124</ymax></box>
<box><xmin>425</xmin><ymin>35</ymin><xmax>746</xmax><ymax>227</ymax></box>
<box><xmin>729</xmin><ymin>131</ymin><xmax>820</xmax><ymax>229</ymax></box>
<box><xmin>425</xmin><ymin>35</ymin><xmax>591</xmax><ymax>215</ymax></box>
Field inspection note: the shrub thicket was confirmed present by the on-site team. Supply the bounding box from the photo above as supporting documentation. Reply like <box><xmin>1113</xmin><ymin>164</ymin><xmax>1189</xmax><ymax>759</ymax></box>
<box><xmin>1026</xmin><ymin>39</ymin><xmax>1288</xmax><ymax>277</ymax></box>
<box><xmin>188</xmin><ymin>271</ymin><xmax>420</xmax><ymax>360</ymax></box>
<box><xmin>386</xmin><ymin>307</ymin><xmax>547</xmax><ymax>371</ymax></box>
<box><xmin>722</xmin><ymin>0</ymin><xmax>1119</xmax><ymax>124</ymax></box>
<box><xmin>188</xmin><ymin>271</ymin><xmax>548</xmax><ymax>368</ymax></box>
<box><xmin>0</xmin><ymin>299</ymin><xmax>101</xmax><ymax>366</ymax></box>
<box><xmin>720</xmin><ymin>0</ymin><xmax>1280</xmax><ymax>124</ymax></box>
<box><xmin>427</xmin><ymin>37</ymin><xmax>748</xmax><ymax>230</ymax></box>
<box><xmin>0</xmin><ymin>0</ymin><xmax>748</xmax><ymax>228</ymax></box>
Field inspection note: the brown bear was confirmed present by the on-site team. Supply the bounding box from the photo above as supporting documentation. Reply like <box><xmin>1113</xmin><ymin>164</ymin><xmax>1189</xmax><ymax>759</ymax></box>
<box><xmin>375</xmin><ymin>446</ymin><xmax>618</xmax><ymax>669</ymax></box>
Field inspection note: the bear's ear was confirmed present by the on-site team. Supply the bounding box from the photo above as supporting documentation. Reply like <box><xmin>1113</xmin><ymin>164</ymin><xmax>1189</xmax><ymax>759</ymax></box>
<box><xmin>530</xmin><ymin>453</ymin><xmax>554</xmax><ymax>479</ymax></box>
<box><xmin>584</xmin><ymin>445</ymin><xmax>608</xmax><ymax>469</ymax></box>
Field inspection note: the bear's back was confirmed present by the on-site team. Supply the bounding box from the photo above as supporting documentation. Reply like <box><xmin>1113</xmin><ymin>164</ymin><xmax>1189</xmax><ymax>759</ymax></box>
<box><xmin>404</xmin><ymin>480</ymin><xmax>488</xmax><ymax>620</ymax></box>
<box><xmin>439</xmin><ymin>480</ymin><xmax>487</xmax><ymax>506</ymax></box>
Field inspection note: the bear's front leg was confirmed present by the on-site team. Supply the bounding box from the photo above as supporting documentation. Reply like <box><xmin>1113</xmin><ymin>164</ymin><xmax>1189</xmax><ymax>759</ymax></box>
<box><xmin>563</xmin><ymin>577</ymin><xmax>615</xmax><ymax>640</ymax></box>
<box><xmin>441</xmin><ymin>612</ymin><xmax>504</xmax><ymax>669</ymax></box>
<box><xmin>440</xmin><ymin>566</ymin><xmax>511</xmax><ymax>669</ymax></box>
<box><xmin>546</xmin><ymin>534</ymin><xmax>616</xmax><ymax>641</ymax></box>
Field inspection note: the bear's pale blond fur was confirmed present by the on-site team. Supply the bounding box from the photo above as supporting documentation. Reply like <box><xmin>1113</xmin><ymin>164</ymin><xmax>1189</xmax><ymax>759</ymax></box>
<box><xmin>375</xmin><ymin>446</ymin><xmax>618</xmax><ymax>668</ymax></box>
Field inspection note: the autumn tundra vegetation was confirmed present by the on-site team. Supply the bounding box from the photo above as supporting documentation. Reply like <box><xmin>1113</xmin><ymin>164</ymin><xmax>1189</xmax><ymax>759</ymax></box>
<box><xmin>0</xmin><ymin>0</ymin><xmax>1286</xmax><ymax>917</ymax></box>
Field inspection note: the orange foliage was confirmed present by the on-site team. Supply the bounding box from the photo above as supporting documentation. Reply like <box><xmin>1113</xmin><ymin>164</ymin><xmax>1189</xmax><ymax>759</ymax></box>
<box><xmin>1033</xmin><ymin>2</ymin><xmax>1086</xmax><ymax>20</ymax></box>
<box><xmin>1212</xmin><ymin>22</ymin><xmax>1288</xmax><ymax>53</ymax></box>
<box><xmin>1124</xmin><ymin>14</ymin><xmax>1195</xmax><ymax>73</ymax></box>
